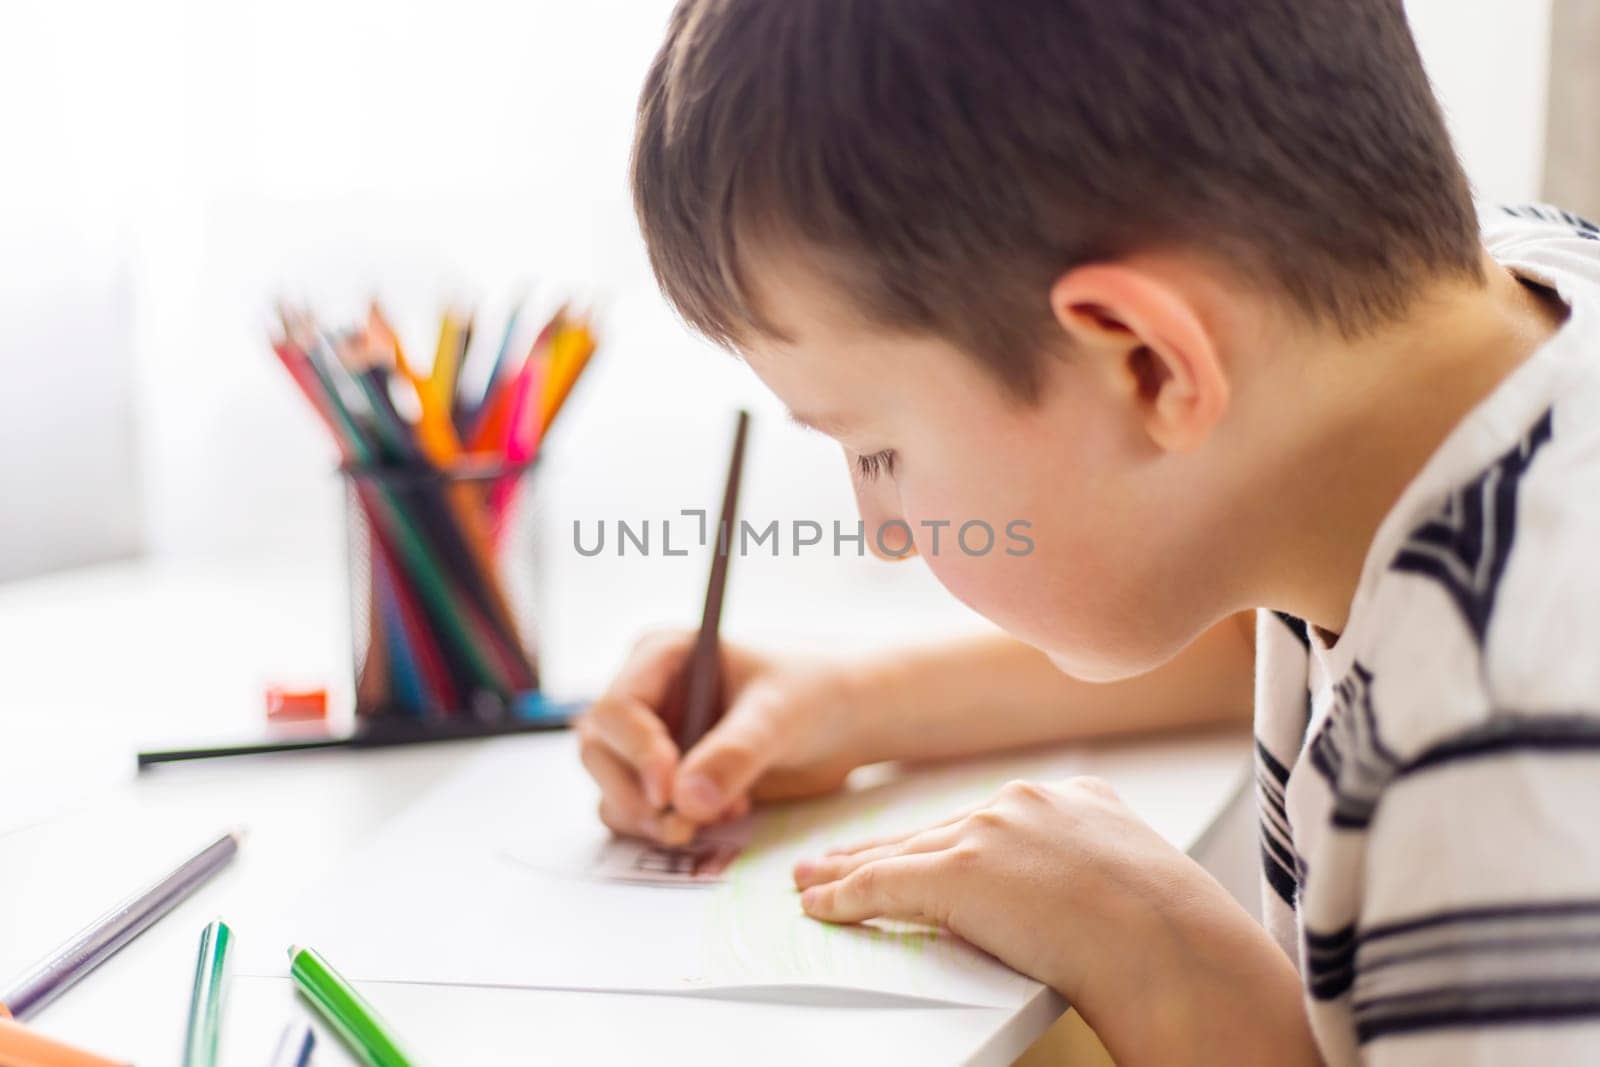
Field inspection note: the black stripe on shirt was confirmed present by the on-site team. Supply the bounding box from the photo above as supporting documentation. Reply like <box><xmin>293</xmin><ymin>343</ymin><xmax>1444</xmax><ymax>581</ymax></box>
<box><xmin>1256</xmin><ymin>739</ymin><xmax>1291</xmax><ymax>786</ymax></box>
<box><xmin>1332</xmin><ymin>901</ymin><xmax>1600</xmax><ymax>1024</ymax></box>
<box><xmin>1502</xmin><ymin>203</ymin><xmax>1600</xmax><ymax>240</ymax></box>
<box><xmin>1391</xmin><ymin>410</ymin><xmax>1552</xmax><ymax>645</ymax></box>
<box><xmin>1362</xmin><ymin>929</ymin><xmax>1600</xmax><ymax>977</ymax></box>
<box><xmin>1273</xmin><ymin>610</ymin><xmax>1311</xmax><ymax>650</ymax></box>
<box><xmin>1257</xmin><ymin>778</ymin><xmax>1292</xmax><ymax>842</ymax></box>
<box><xmin>1361</xmin><ymin>899</ymin><xmax>1600</xmax><ymax>946</ymax></box>
<box><xmin>1309</xmin><ymin>726</ymin><xmax>1342</xmax><ymax>784</ymax></box>
<box><xmin>1261</xmin><ymin>821</ymin><xmax>1299</xmax><ymax>879</ymax></box>
<box><xmin>1355</xmin><ymin>978</ymin><xmax>1600</xmax><ymax>1043</ymax></box>
<box><xmin>1261</xmin><ymin>843</ymin><xmax>1299</xmax><ymax>909</ymax></box>
<box><xmin>1304</xmin><ymin>923</ymin><xmax>1358</xmax><ymax>1000</ymax></box>
<box><xmin>1254</xmin><ymin>735</ymin><xmax>1302</xmax><ymax>912</ymax></box>
<box><xmin>1397</xmin><ymin>713</ymin><xmax>1600</xmax><ymax>780</ymax></box>
<box><xmin>1311</xmin><ymin>902</ymin><xmax>1600</xmax><ymax>1007</ymax></box>
<box><xmin>1306</xmin><ymin>662</ymin><xmax>1399</xmax><ymax>830</ymax></box>
<box><xmin>1314</xmin><ymin>708</ymin><xmax>1600</xmax><ymax>832</ymax></box>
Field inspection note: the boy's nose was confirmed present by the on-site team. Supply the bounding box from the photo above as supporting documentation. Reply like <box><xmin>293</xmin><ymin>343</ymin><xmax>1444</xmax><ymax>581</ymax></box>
<box><xmin>868</xmin><ymin>524</ymin><xmax>921</xmax><ymax>562</ymax></box>
<box><xmin>854</xmin><ymin>495</ymin><xmax>919</xmax><ymax>562</ymax></box>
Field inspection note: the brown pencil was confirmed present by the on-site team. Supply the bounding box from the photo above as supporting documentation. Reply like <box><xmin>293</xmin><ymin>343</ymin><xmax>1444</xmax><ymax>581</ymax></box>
<box><xmin>669</xmin><ymin>410</ymin><xmax>750</xmax><ymax>751</ymax></box>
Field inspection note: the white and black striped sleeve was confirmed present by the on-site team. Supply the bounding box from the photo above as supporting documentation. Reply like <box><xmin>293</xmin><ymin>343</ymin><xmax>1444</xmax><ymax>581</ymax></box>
<box><xmin>1352</xmin><ymin>713</ymin><xmax>1600</xmax><ymax>1066</ymax></box>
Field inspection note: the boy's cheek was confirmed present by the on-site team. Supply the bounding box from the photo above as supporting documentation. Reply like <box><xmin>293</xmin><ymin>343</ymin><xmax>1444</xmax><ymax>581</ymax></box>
<box><xmin>922</xmin><ymin>535</ymin><xmax>1177</xmax><ymax>683</ymax></box>
<box><xmin>920</xmin><ymin>546</ymin><xmax>1066</xmax><ymax>643</ymax></box>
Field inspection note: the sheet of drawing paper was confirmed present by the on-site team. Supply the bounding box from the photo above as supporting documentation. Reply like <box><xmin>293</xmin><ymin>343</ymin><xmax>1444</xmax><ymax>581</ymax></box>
<box><xmin>234</xmin><ymin>731</ymin><xmax>1245</xmax><ymax>1008</ymax></box>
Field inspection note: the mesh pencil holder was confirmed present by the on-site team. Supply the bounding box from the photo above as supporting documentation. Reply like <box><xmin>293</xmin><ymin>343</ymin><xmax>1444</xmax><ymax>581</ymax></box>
<box><xmin>341</xmin><ymin>458</ymin><xmax>545</xmax><ymax>725</ymax></box>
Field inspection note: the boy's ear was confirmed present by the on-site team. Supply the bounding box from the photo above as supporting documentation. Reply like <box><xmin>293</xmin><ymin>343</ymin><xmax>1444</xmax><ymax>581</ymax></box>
<box><xmin>1048</xmin><ymin>263</ymin><xmax>1228</xmax><ymax>454</ymax></box>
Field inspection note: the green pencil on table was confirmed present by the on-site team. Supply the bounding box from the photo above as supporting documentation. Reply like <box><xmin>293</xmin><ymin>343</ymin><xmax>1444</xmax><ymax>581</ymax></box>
<box><xmin>288</xmin><ymin>945</ymin><xmax>416</xmax><ymax>1067</ymax></box>
<box><xmin>182</xmin><ymin>919</ymin><xmax>231</xmax><ymax>1067</ymax></box>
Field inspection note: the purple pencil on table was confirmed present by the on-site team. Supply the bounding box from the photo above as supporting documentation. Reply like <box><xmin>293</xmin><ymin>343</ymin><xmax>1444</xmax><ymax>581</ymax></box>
<box><xmin>0</xmin><ymin>829</ymin><xmax>242</xmax><ymax>1020</ymax></box>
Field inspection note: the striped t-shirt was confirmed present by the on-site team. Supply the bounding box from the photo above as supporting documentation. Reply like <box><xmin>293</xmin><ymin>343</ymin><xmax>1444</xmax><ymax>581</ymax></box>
<box><xmin>1255</xmin><ymin>203</ymin><xmax>1600</xmax><ymax>1066</ymax></box>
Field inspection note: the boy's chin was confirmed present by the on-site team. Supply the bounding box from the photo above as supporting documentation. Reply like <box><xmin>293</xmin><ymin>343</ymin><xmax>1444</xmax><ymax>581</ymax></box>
<box><xmin>1044</xmin><ymin>646</ymin><xmax>1163</xmax><ymax>684</ymax></box>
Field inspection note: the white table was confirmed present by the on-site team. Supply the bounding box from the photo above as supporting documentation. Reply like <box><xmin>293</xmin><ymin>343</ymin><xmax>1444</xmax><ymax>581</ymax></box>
<box><xmin>0</xmin><ymin>558</ymin><xmax>1250</xmax><ymax>1065</ymax></box>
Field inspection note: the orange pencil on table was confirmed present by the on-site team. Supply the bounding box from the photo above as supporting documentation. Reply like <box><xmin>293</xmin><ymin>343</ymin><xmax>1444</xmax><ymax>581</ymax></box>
<box><xmin>0</xmin><ymin>1015</ymin><xmax>129</xmax><ymax>1067</ymax></box>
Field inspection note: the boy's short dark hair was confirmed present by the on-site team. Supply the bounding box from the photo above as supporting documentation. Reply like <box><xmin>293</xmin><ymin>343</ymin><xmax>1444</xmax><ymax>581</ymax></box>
<box><xmin>632</xmin><ymin>0</ymin><xmax>1482</xmax><ymax>399</ymax></box>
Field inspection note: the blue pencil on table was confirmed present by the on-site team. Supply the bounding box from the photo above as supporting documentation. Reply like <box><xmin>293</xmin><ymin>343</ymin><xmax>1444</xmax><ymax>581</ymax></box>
<box><xmin>268</xmin><ymin>1020</ymin><xmax>315</xmax><ymax>1067</ymax></box>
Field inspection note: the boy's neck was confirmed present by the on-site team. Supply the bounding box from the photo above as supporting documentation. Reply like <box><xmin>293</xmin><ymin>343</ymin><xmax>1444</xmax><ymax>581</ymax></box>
<box><xmin>1256</xmin><ymin>250</ymin><xmax>1569</xmax><ymax>641</ymax></box>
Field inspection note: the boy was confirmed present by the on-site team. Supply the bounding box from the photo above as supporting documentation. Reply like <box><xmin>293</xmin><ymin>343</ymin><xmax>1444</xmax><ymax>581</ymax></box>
<box><xmin>577</xmin><ymin>0</ymin><xmax>1600</xmax><ymax>1062</ymax></box>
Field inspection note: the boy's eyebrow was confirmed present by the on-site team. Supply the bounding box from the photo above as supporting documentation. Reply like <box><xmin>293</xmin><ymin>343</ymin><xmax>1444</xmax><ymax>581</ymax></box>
<box><xmin>786</xmin><ymin>409</ymin><xmax>855</xmax><ymax>436</ymax></box>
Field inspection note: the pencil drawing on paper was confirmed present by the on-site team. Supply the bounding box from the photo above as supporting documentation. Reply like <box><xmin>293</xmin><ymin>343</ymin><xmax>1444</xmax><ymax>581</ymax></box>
<box><xmin>591</xmin><ymin>836</ymin><xmax>745</xmax><ymax>885</ymax></box>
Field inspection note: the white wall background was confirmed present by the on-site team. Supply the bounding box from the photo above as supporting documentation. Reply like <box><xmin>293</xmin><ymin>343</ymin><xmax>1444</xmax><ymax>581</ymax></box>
<box><xmin>0</xmin><ymin>0</ymin><xmax>1558</xmax><ymax>602</ymax></box>
<box><xmin>1407</xmin><ymin>0</ymin><xmax>1554</xmax><ymax>205</ymax></box>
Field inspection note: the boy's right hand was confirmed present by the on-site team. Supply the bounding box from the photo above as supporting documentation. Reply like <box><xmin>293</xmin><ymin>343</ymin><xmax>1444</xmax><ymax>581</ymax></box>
<box><xmin>576</xmin><ymin>632</ymin><xmax>870</xmax><ymax>847</ymax></box>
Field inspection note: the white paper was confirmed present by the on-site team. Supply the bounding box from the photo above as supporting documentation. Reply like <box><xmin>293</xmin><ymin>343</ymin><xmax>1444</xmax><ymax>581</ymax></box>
<box><xmin>235</xmin><ymin>730</ymin><xmax>1247</xmax><ymax>1009</ymax></box>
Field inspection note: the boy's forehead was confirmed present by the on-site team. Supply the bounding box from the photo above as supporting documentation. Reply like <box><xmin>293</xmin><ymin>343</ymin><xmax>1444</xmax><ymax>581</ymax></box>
<box><xmin>742</xmin><ymin>245</ymin><xmax>885</xmax><ymax>346</ymax></box>
<box><xmin>785</xmin><ymin>409</ymin><xmax>857</xmax><ymax>436</ymax></box>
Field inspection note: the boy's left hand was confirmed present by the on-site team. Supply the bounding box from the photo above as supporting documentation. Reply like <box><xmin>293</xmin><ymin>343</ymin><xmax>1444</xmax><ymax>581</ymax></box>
<box><xmin>792</xmin><ymin>777</ymin><xmax>1318</xmax><ymax>1066</ymax></box>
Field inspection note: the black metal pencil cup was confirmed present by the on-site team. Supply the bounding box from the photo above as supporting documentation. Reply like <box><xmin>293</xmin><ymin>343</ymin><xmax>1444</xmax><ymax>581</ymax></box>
<box><xmin>342</xmin><ymin>458</ymin><xmax>548</xmax><ymax>728</ymax></box>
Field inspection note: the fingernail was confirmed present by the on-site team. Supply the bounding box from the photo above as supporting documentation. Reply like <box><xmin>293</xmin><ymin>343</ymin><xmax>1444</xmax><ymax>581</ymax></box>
<box><xmin>793</xmin><ymin>858</ymin><xmax>816</xmax><ymax>880</ymax></box>
<box><xmin>800</xmin><ymin>887</ymin><xmax>822</xmax><ymax>911</ymax></box>
<box><xmin>679</xmin><ymin>774</ymin><xmax>722</xmax><ymax>812</ymax></box>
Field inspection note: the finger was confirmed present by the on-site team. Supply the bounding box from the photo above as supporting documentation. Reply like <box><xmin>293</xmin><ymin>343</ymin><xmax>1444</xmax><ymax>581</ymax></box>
<box><xmin>604</xmin><ymin>630</ymin><xmax>696</xmax><ymax>707</ymax></box>
<box><xmin>799</xmin><ymin>853</ymin><xmax>946</xmax><ymax>925</ymax></box>
<box><xmin>672</xmin><ymin>700</ymin><xmax>783</xmax><ymax>821</ymax></box>
<box><xmin>655</xmin><ymin>810</ymin><xmax>700</xmax><ymax>848</ymax></box>
<box><xmin>822</xmin><ymin>803</ymin><xmax>979</xmax><ymax>857</ymax></box>
<box><xmin>793</xmin><ymin>822</ymin><xmax>964</xmax><ymax>889</ymax></box>
<box><xmin>581</xmin><ymin>696</ymin><xmax>680</xmax><ymax>809</ymax></box>
<box><xmin>593</xmin><ymin>784</ymin><xmax>699</xmax><ymax>847</ymax></box>
<box><xmin>583</xmin><ymin>744</ymin><xmax>656</xmax><ymax>835</ymax></box>
<box><xmin>598</xmin><ymin>797</ymin><xmax>653</xmax><ymax>840</ymax></box>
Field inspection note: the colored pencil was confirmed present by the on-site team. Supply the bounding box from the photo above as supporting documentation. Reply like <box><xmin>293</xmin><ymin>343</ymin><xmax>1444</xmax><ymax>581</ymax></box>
<box><xmin>181</xmin><ymin>919</ymin><xmax>231</xmax><ymax>1067</ymax></box>
<box><xmin>0</xmin><ymin>831</ymin><xmax>241</xmax><ymax>1020</ymax></box>
<box><xmin>667</xmin><ymin>410</ymin><xmax>750</xmax><ymax>751</ymax></box>
<box><xmin>467</xmin><ymin>300</ymin><xmax>524</xmax><ymax>434</ymax></box>
<box><xmin>537</xmin><ymin>316</ymin><xmax>598</xmax><ymax>434</ymax></box>
<box><xmin>287</xmin><ymin>946</ymin><xmax>415</xmax><ymax>1067</ymax></box>
<box><xmin>136</xmin><ymin>701</ymin><xmax>580</xmax><ymax>768</ymax></box>
<box><xmin>266</xmin><ymin>1021</ymin><xmax>315</xmax><ymax>1067</ymax></box>
<box><xmin>0</xmin><ymin>1015</ymin><xmax>129</xmax><ymax>1067</ymax></box>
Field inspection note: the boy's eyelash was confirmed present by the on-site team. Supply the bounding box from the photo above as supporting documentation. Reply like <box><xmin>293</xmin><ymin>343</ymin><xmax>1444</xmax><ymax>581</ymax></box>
<box><xmin>854</xmin><ymin>449</ymin><xmax>897</xmax><ymax>481</ymax></box>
